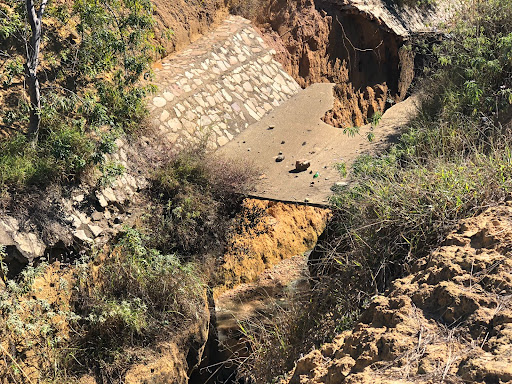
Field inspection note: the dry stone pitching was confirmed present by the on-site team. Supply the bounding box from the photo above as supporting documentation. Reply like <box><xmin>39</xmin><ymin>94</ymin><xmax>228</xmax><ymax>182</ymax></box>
<box><xmin>149</xmin><ymin>15</ymin><xmax>301</xmax><ymax>152</ymax></box>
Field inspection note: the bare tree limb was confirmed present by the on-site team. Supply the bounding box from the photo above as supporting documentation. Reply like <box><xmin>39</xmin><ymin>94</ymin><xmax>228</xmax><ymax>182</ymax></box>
<box><xmin>38</xmin><ymin>0</ymin><xmax>49</xmax><ymax>19</ymax></box>
<box><xmin>24</xmin><ymin>0</ymin><xmax>45</xmax><ymax>142</ymax></box>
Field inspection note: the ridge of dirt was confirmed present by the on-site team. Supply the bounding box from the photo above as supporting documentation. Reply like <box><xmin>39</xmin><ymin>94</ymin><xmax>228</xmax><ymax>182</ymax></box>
<box><xmin>281</xmin><ymin>203</ymin><xmax>512</xmax><ymax>384</ymax></box>
<box><xmin>151</xmin><ymin>0</ymin><xmax>228</xmax><ymax>58</ymax></box>
<box><xmin>322</xmin><ymin>82</ymin><xmax>388</xmax><ymax>128</ymax></box>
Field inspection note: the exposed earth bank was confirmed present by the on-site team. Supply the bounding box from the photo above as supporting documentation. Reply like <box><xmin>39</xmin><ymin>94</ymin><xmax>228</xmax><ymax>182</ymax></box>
<box><xmin>280</xmin><ymin>204</ymin><xmax>512</xmax><ymax>384</ymax></box>
<box><xmin>238</xmin><ymin>0</ymin><xmax>424</xmax><ymax>128</ymax></box>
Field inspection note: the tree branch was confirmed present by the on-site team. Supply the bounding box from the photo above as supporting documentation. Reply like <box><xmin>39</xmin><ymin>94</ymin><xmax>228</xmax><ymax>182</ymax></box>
<box><xmin>38</xmin><ymin>0</ymin><xmax>49</xmax><ymax>19</ymax></box>
<box><xmin>25</xmin><ymin>0</ymin><xmax>37</xmax><ymax>30</ymax></box>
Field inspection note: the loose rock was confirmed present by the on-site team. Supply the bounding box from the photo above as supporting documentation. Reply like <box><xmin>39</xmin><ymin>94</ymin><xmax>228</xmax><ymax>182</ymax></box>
<box><xmin>295</xmin><ymin>159</ymin><xmax>311</xmax><ymax>172</ymax></box>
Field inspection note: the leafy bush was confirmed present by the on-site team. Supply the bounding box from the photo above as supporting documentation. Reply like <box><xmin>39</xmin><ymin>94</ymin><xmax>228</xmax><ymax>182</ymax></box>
<box><xmin>0</xmin><ymin>260</ymin><xmax>76</xmax><ymax>383</ymax></box>
<box><xmin>149</xmin><ymin>148</ymin><xmax>257</xmax><ymax>257</ymax></box>
<box><xmin>0</xmin><ymin>0</ymin><xmax>157</xmax><ymax>191</ymax></box>
<box><xmin>71</xmin><ymin>228</ymin><xmax>204</xmax><ymax>379</ymax></box>
<box><xmin>0</xmin><ymin>230</ymin><xmax>206</xmax><ymax>383</ymax></box>
<box><xmin>321</xmin><ymin>0</ymin><xmax>512</xmax><ymax>293</ymax></box>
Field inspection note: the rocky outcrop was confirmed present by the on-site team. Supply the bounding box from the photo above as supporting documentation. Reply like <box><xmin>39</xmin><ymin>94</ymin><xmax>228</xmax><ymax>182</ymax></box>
<box><xmin>0</xmin><ymin>217</ymin><xmax>45</xmax><ymax>267</ymax></box>
<box><xmin>0</xmin><ymin>135</ymin><xmax>149</xmax><ymax>276</ymax></box>
<box><xmin>282</xmin><ymin>203</ymin><xmax>512</xmax><ymax>384</ymax></box>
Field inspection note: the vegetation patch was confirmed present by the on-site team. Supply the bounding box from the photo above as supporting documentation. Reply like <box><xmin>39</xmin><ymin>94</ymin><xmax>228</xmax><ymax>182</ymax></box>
<box><xmin>148</xmin><ymin>147</ymin><xmax>257</xmax><ymax>258</ymax></box>
<box><xmin>0</xmin><ymin>228</ymin><xmax>206</xmax><ymax>383</ymax></box>
<box><xmin>0</xmin><ymin>0</ymin><xmax>157</xmax><ymax>193</ymax></box>
<box><xmin>69</xmin><ymin>228</ymin><xmax>205</xmax><ymax>381</ymax></box>
<box><xmin>0</xmin><ymin>250</ymin><xmax>76</xmax><ymax>383</ymax></box>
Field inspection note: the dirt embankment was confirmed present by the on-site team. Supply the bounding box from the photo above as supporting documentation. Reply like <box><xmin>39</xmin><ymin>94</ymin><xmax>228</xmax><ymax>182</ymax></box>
<box><xmin>218</xmin><ymin>198</ymin><xmax>330</xmax><ymax>293</ymax></box>
<box><xmin>151</xmin><ymin>0</ymin><xmax>228</xmax><ymax>57</ymax></box>
<box><xmin>281</xmin><ymin>204</ymin><xmax>512</xmax><ymax>384</ymax></box>
<box><xmin>245</xmin><ymin>0</ymin><xmax>415</xmax><ymax>129</ymax></box>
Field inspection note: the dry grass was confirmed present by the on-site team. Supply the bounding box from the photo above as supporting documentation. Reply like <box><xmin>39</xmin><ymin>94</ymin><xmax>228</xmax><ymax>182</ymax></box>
<box><xmin>148</xmin><ymin>146</ymin><xmax>258</xmax><ymax>258</ymax></box>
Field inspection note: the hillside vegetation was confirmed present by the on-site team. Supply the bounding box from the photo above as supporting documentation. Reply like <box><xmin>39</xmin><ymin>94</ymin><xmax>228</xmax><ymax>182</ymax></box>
<box><xmin>239</xmin><ymin>0</ymin><xmax>512</xmax><ymax>381</ymax></box>
<box><xmin>2</xmin><ymin>0</ymin><xmax>512</xmax><ymax>383</ymax></box>
<box><xmin>0</xmin><ymin>0</ymin><xmax>155</xmax><ymax>192</ymax></box>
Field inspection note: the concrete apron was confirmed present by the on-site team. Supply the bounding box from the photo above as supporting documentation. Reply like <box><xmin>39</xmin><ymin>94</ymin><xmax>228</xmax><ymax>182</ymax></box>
<box><xmin>218</xmin><ymin>83</ymin><xmax>420</xmax><ymax>205</ymax></box>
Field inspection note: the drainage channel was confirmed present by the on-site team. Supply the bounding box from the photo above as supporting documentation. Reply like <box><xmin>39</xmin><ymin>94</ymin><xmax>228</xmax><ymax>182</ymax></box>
<box><xmin>189</xmin><ymin>254</ymin><xmax>311</xmax><ymax>384</ymax></box>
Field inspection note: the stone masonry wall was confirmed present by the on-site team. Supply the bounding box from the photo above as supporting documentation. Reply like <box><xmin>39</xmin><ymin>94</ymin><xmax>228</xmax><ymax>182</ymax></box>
<box><xmin>148</xmin><ymin>15</ymin><xmax>301</xmax><ymax>152</ymax></box>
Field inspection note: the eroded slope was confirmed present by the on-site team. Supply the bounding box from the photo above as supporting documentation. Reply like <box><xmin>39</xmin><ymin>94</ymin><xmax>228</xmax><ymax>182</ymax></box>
<box><xmin>282</xmin><ymin>203</ymin><xmax>512</xmax><ymax>384</ymax></box>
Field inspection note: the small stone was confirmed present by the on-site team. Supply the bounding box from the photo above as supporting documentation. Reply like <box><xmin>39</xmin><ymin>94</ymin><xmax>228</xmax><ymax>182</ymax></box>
<box><xmin>163</xmin><ymin>92</ymin><xmax>174</xmax><ymax>101</ymax></box>
<box><xmin>295</xmin><ymin>159</ymin><xmax>311</xmax><ymax>172</ymax></box>
<box><xmin>114</xmin><ymin>216</ymin><xmax>123</xmax><ymax>225</ymax></box>
<box><xmin>281</xmin><ymin>141</ymin><xmax>285</xmax><ymax>144</ymax></box>
<box><xmin>88</xmin><ymin>224</ymin><xmax>103</xmax><ymax>237</ymax></box>
<box><xmin>96</xmin><ymin>192</ymin><xmax>108</xmax><ymax>208</ymax></box>
<box><xmin>160</xmin><ymin>110</ymin><xmax>170</xmax><ymax>122</ymax></box>
<box><xmin>243</xmin><ymin>82</ymin><xmax>253</xmax><ymax>92</ymax></box>
<box><xmin>153</xmin><ymin>97</ymin><xmax>166</xmax><ymax>108</ymax></box>
<box><xmin>268</xmin><ymin>125</ymin><xmax>275</xmax><ymax>130</ymax></box>
<box><xmin>335</xmin><ymin>181</ymin><xmax>349</xmax><ymax>187</ymax></box>
<box><xmin>73</xmin><ymin>194</ymin><xmax>85</xmax><ymax>203</ymax></box>
<box><xmin>276</xmin><ymin>155</ymin><xmax>285</xmax><ymax>162</ymax></box>
<box><xmin>74</xmin><ymin>230</ymin><xmax>92</xmax><ymax>243</ymax></box>
<box><xmin>304</xmin><ymin>198</ymin><xmax>310</xmax><ymax>203</ymax></box>
<box><xmin>218</xmin><ymin>136</ymin><xmax>230</xmax><ymax>146</ymax></box>
<box><xmin>102</xmin><ymin>187</ymin><xmax>116</xmax><ymax>202</ymax></box>
<box><xmin>302</xmin><ymin>141</ymin><xmax>307</xmax><ymax>146</ymax></box>
<box><xmin>70</xmin><ymin>215</ymin><xmax>81</xmax><ymax>228</ymax></box>
<box><xmin>91</xmin><ymin>212</ymin><xmax>103</xmax><ymax>221</ymax></box>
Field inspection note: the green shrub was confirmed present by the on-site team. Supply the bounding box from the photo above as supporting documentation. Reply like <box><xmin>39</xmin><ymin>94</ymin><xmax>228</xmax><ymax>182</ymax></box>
<box><xmin>390</xmin><ymin>0</ymin><xmax>435</xmax><ymax>7</ymax></box>
<box><xmin>0</xmin><ymin>261</ymin><xmax>73</xmax><ymax>383</ymax></box>
<box><xmin>0</xmin><ymin>0</ymin><xmax>157</xmax><ymax>191</ymax></box>
<box><xmin>71</xmin><ymin>228</ymin><xmax>204</xmax><ymax>379</ymax></box>
<box><xmin>313</xmin><ymin>0</ymin><xmax>512</xmax><ymax>300</ymax></box>
<box><xmin>319</xmin><ymin>0</ymin><xmax>512</xmax><ymax>291</ymax></box>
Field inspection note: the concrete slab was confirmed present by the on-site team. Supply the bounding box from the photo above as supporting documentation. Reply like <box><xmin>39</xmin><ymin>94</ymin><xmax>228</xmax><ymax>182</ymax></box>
<box><xmin>218</xmin><ymin>83</ymin><xmax>419</xmax><ymax>205</ymax></box>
